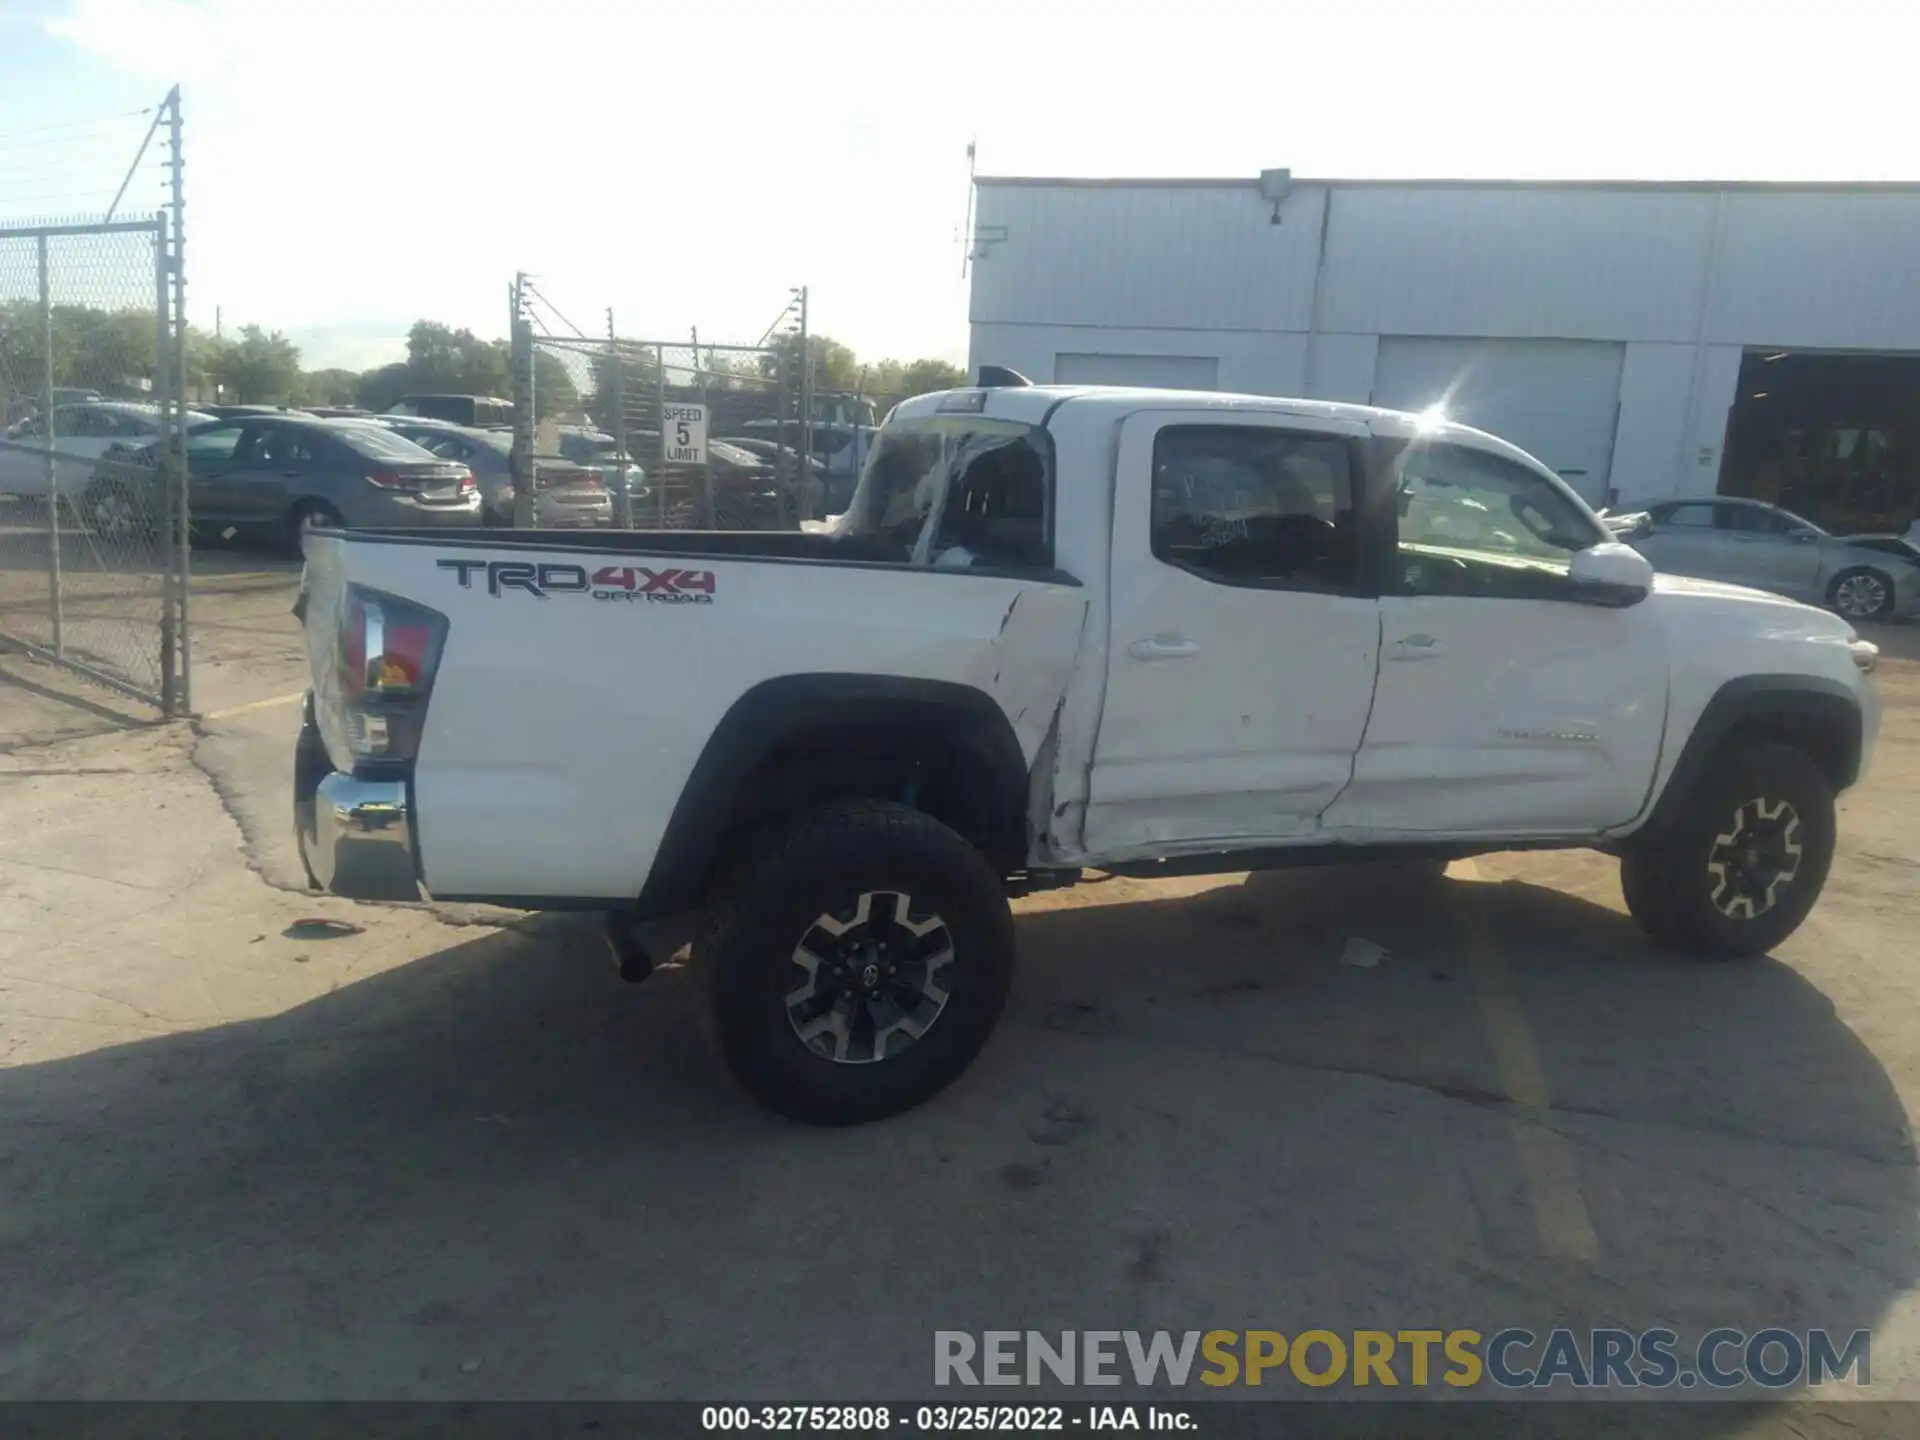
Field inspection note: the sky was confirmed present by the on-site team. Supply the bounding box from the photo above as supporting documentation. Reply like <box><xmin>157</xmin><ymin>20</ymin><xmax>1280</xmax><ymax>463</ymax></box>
<box><xmin>2</xmin><ymin>0</ymin><xmax>1917</xmax><ymax>372</ymax></box>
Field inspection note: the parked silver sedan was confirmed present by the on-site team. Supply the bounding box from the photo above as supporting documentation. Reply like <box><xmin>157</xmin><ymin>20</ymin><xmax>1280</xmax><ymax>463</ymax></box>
<box><xmin>1609</xmin><ymin>496</ymin><xmax>1920</xmax><ymax>621</ymax></box>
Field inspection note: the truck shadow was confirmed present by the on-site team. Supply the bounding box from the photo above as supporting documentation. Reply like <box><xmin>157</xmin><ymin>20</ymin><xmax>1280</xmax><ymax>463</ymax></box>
<box><xmin>0</xmin><ymin>870</ymin><xmax>1912</xmax><ymax>1428</ymax></box>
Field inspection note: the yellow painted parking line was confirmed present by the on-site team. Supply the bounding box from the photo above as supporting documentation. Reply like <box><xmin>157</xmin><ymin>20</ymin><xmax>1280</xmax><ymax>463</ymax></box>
<box><xmin>1451</xmin><ymin>855</ymin><xmax>1602</xmax><ymax>1264</ymax></box>
<box><xmin>202</xmin><ymin>691</ymin><xmax>305</xmax><ymax>721</ymax></box>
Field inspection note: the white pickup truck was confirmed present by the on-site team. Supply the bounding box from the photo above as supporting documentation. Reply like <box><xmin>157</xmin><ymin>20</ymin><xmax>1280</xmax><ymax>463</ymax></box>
<box><xmin>295</xmin><ymin>380</ymin><xmax>1881</xmax><ymax>1124</ymax></box>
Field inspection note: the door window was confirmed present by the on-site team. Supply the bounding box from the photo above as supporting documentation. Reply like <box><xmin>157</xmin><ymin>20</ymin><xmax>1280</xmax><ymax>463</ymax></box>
<box><xmin>1652</xmin><ymin>502</ymin><xmax>1717</xmax><ymax>528</ymax></box>
<box><xmin>1150</xmin><ymin>425</ymin><xmax>1359</xmax><ymax>593</ymax></box>
<box><xmin>1725</xmin><ymin>504</ymin><xmax>1799</xmax><ymax>535</ymax></box>
<box><xmin>62</xmin><ymin>407</ymin><xmax>114</xmax><ymax>438</ymax></box>
<box><xmin>245</xmin><ymin>425</ymin><xmax>318</xmax><ymax>473</ymax></box>
<box><xmin>184</xmin><ymin>425</ymin><xmax>245</xmax><ymax>468</ymax></box>
<box><xmin>1394</xmin><ymin>442</ymin><xmax>1601</xmax><ymax>600</ymax></box>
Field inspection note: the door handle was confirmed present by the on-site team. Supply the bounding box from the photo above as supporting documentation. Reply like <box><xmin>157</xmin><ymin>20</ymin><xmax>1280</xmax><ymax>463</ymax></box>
<box><xmin>1128</xmin><ymin>635</ymin><xmax>1201</xmax><ymax>661</ymax></box>
<box><xmin>1389</xmin><ymin>633</ymin><xmax>1442</xmax><ymax>661</ymax></box>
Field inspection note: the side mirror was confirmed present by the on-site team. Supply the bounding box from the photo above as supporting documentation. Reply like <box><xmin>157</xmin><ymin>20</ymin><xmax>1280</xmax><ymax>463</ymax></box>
<box><xmin>1566</xmin><ymin>542</ymin><xmax>1654</xmax><ymax>608</ymax></box>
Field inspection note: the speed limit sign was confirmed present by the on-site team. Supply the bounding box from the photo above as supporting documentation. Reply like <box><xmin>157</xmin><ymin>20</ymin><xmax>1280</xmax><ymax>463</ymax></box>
<box><xmin>662</xmin><ymin>402</ymin><xmax>708</xmax><ymax>464</ymax></box>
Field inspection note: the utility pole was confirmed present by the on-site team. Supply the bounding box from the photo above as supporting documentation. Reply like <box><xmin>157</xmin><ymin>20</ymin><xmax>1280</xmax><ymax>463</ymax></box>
<box><xmin>214</xmin><ymin>304</ymin><xmax>221</xmax><ymax>339</ymax></box>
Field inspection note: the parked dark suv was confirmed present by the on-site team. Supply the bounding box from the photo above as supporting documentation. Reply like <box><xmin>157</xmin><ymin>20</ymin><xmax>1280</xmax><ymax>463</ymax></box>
<box><xmin>383</xmin><ymin>395</ymin><xmax>514</xmax><ymax>427</ymax></box>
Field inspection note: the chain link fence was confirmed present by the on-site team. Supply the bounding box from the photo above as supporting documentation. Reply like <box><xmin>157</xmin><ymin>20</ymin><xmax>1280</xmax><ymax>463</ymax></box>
<box><xmin>0</xmin><ymin>216</ymin><xmax>187</xmax><ymax>710</ymax></box>
<box><xmin>521</xmin><ymin>330</ymin><xmax>814</xmax><ymax>530</ymax></box>
<box><xmin>510</xmin><ymin>279</ymin><xmax>892</xmax><ymax>532</ymax></box>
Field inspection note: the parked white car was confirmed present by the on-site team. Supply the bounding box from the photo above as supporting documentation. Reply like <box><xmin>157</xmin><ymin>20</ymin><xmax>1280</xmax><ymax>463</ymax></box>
<box><xmin>1</xmin><ymin>401</ymin><xmax>213</xmax><ymax>500</ymax></box>
<box><xmin>294</xmin><ymin>383</ymin><xmax>1879</xmax><ymax>1124</ymax></box>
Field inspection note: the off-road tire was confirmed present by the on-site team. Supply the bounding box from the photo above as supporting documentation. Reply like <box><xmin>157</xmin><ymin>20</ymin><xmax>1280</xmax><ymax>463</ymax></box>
<box><xmin>1620</xmin><ymin>740</ymin><xmax>1835</xmax><ymax>959</ymax></box>
<box><xmin>698</xmin><ymin>799</ymin><xmax>1015</xmax><ymax>1125</ymax></box>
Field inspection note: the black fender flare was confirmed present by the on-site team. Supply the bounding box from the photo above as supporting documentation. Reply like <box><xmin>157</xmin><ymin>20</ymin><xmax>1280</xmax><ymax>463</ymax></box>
<box><xmin>1644</xmin><ymin>673</ymin><xmax>1863</xmax><ymax>833</ymax></box>
<box><xmin>634</xmin><ymin>673</ymin><xmax>1029</xmax><ymax>918</ymax></box>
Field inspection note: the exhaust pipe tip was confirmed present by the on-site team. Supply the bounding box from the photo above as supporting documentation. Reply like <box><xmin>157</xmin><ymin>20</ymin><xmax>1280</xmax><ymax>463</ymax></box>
<box><xmin>603</xmin><ymin>911</ymin><xmax>655</xmax><ymax>984</ymax></box>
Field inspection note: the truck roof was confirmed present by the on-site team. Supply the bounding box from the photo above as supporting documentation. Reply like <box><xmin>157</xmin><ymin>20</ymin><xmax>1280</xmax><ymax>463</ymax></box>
<box><xmin>889</xmin><ymin>384</ymin><xmax>1556</xmax><ymax>480</ymax></box>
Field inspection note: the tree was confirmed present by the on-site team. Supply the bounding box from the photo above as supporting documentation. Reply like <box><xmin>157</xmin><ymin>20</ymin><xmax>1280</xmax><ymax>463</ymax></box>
<box><xmin>296</xmin><ymin>368</ymin><xmax>362</xmax><ymax>406</ymax></box>
<box><xmin>760</xmin><ymin>333</ymin><xmax>861</xmax><ymax>394</ymax></box>
<box><xmin>583</xmin><ymin>344</ymin><xmax>661</xmax><ymax>435</ymax></box>
<box><xmin>532</xmin><ymin>350</ymin><xmax>580</xmax><ymax>424</ymax></box>
<box><xmin>1</xmin><ymin>301</ymin><xmax>160</xmax><ymax>405</ymax></box>
<box><xmin>867</xmin><ymin>356</ymin><xmax>965</xmax><ymax>400</ymax></box>
<box><xmin>355</xmin><ymin>361</ymin><xmax>411</xmax><ymax>413</ymax></box>
<box><xmin>405</xmin><ymin>320</ymin><xmax>511</xmax><ymax>397</ymax></box>
<box><xmin>204</xmin><ymin>325</ymin><xmax>301</xmax><ymax>404</ymax></box>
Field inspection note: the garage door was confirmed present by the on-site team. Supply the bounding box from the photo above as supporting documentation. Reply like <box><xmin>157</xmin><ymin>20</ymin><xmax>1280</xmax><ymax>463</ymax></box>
<box><xmin>1371</xmin><ymin>338</ymin><xmax>1624</xmax><ymax>505</ymax></box>
<box><xmin>1054</xmin><ymin>352</ymin><xmax>1220</xmax><ymax>390</ymax></box>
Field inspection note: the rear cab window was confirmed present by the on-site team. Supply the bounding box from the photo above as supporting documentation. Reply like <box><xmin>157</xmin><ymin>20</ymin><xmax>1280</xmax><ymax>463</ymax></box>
<box><xmin>837</xmin><ymin>416</ymin><xmax>1051</xmax><ymax>571</ymax></box>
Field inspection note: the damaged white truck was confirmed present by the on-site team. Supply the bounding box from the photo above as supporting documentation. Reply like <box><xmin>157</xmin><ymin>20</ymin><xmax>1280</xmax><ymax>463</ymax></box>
<box><xmin>295</xmin><ymin>379</ymin><xmax>1880</xmax><ymax>1124</ymax></box>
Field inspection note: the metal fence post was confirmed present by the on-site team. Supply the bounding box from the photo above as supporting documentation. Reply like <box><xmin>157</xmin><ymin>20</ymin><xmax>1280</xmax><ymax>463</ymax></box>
<box><xmin>168</xmin><ymin>86</ymin><xmax>191</xmax><ymax>715</ymax></box>
<box><xmin>695</xmin><ymin>330</ymin><xmax>715</xmax><ymax>529</ymax></box>
<box><xmin>154</xmin><ymin>213</ymin><xmax>176</xmax><ymax>717</ymax></box>
<box><xmin>774</xmin><ymin>347</ymin><xmax>793</xmax><ymax>521</ymax></box>
<box><xmin>655</xmin><ymin>343</ymin><xmax>668</xmax><ymax>527</ymax></box>
<box><xmin>796</xmin><ymin>286</ymin><xmax>813</xmax><ymax>499</ymax></box>
<box><xmin>511</xmin><ymin>274</ymin><xmax>536</xmax><ymax>528</ymax></box>
<box><xmin>38</xmin><ymin>233</ymin><xmax>62</xmax><ymax>658</ymax></box>
<box><xmin>609</xmin><ymin>312</ymin><xmax>631</xmax><ymax>528</ymax></box>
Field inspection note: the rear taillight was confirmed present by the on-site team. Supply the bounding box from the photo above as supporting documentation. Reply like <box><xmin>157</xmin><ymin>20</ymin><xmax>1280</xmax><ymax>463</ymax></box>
<box><xmin>364</xmin><ymin>469</ymin><xmax>410</xmax><ymax>489</ymax></box>
<box><xmin>335</xmin><ymin>587</ymin><xmax>447</xmax><ymax>765</ymax></box>
<box><xmin>458</xmin><ymin>468</ymin><xmax>475</xmax><ymax>493</ymax></box>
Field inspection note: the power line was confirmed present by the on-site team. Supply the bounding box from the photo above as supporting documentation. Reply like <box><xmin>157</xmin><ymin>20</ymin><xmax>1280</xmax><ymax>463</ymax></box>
<box><xmin>0</xmin><ymin>107</ymin><xmax>153</xmax><ymax>145</ymax></box>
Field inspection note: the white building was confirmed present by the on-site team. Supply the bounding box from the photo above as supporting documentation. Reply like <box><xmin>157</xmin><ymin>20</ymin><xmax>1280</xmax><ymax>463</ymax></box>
<box><xmin>967</xmin><ymin>175</ymin><xmax>1920</xmax><ymax>530</ymax></box>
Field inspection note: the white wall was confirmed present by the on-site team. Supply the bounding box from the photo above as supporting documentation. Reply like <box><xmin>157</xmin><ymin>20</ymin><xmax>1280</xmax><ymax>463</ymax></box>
<box><xmin>1610</xmin><ymin>344</ymin><xmax>1696</xmax><ymax>504</ymax></box>
<box><xmin>1306</xmin><ymin>332</ymin><xmax>1378</xmax><ymax>404</ymax></box>
<box><xmin>969</xmin><ymin>179</ymin><xmax>1920</xmax><ymax>500</ymax></box>
<box><xmin>970</xmin><ymin>322</ymin><xmax>1307</xmax><ymax>398</ymax></box>
<box><xmin>968</xmin><ymin>184</ymin><xmax>1326</xmax><ymax>331</ymax></box>
<box><xmin>1316</xmin><ymin>187</ymin><xmax>1714</xmax><ymax>342</ymax></box>
<box><xmin>1709</xmin><ymin>191</ymin><xmax>1920</xmax><ymax>349</ymax></box>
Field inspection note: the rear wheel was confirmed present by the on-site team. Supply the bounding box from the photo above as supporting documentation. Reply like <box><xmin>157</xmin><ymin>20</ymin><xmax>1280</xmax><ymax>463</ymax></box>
<box><xmin>288</xmin><ymin>500</ymin><xmax>343</xmax><ymax>551</ymax></box>
<box><xmin>1620</xmin><ymin>740</ymin><xmax>1835</xmax><ymax>959</ymax></box>
<box><xmin>1827</xmin><ymin>567</ymin><xmax>1895</xmax><ymax>621</ymax></box>
<box><xmin>83</xmin><ymin>480</ymin><xmax>155</xmax><ymax>544</ymax></box>
<box><xmin>698</xmin><ymin>799</ymin><xmax>1016</xmax><ymax>1125</ymax></box>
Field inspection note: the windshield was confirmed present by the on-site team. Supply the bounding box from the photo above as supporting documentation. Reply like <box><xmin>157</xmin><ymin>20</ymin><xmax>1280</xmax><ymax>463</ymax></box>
<box><xmin>836</xmin><ymin>415</ymin><xmax>1051</xmax><ymax>568</ymax></box>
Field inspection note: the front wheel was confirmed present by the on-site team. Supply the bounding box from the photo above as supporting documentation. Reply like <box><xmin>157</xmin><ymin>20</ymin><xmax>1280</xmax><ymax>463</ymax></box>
<box><xmin>697</xmin><ymin>800</ymin><xmax>1016</xmax><ymax>1124</ymax></box>
<box><xmin>1828</xmin><ymin>567</ymin><xmax>1895</xmax><ymax>621</ymax></box>
<box><xmin>1620</xmin><ymin>740</ymin><xmax>1836</xmax><ymax>959</ymax></box>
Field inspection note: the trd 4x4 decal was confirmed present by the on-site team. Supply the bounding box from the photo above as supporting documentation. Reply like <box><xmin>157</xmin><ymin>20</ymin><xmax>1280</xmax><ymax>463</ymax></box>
<box><xmin>437</xmin><ymin>559</ymin><xmax>716</xmax><ymax>604</ymax></box>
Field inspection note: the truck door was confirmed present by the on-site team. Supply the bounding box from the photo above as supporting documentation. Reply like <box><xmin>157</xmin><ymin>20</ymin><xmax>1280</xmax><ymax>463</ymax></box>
<box><xmin>1320</xmin><ymin>436</ymin><xmax>1667</xmax><ymax>837</ymax></box>
<box><xmin>1081</xmin><ymin>410</ymin><xmax>1382</xmax><ymax>858</ymax></box>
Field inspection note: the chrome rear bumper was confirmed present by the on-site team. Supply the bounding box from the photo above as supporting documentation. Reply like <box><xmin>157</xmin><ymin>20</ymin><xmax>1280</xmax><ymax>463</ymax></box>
<box><xmin>294</xmin><ymin>704</ymin><xmax>420</xmax><ymax>902</ymax></box>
